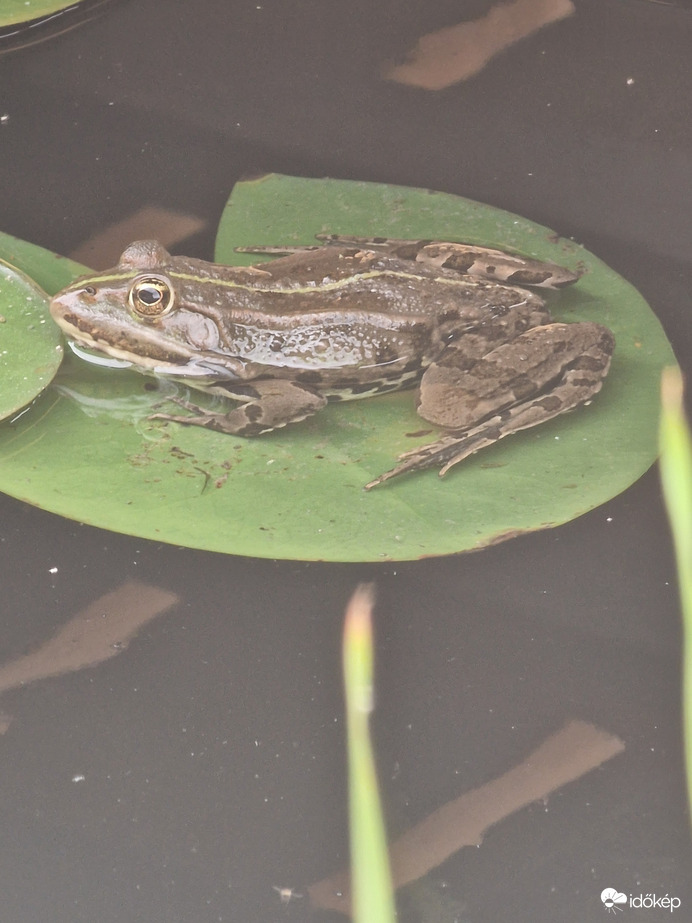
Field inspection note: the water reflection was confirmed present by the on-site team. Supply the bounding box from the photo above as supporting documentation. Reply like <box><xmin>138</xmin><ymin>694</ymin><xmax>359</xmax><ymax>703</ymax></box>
<box><xmin>0</xmin><ymin>580</ymin><xmax>178</xmax><ymax>700</ymax></box>
<box><xmin>384</xmin><ymin>0</ymin><xmax>575</xmax><ymax>89</ymax></box>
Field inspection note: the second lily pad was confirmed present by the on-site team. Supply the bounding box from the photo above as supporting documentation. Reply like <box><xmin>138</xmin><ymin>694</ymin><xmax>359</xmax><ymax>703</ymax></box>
<box><xmin>0</xmin><ymin>258</ymin><xmax>63</xmax><ymax>421</ymax></box>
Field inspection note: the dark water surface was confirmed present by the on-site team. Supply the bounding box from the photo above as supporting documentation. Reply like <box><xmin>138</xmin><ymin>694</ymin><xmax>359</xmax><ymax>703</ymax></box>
<box><xmin>1</xmin><ymin>1</ymin><xmax>691</xmax><ymax>921</ymax></box>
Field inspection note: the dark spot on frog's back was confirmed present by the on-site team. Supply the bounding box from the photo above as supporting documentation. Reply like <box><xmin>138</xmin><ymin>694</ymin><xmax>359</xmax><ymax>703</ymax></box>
<box><xmin>405</xmin><ymin>321</ymin><xmax>429</xmax><ymax>348</ymax></box>
<box><xmin>506</xmin><ymin>268</ymin><xmax>552</xmax><ymax>285</ymax></box>
<box><xmin>439</xmin><ymin>253</ymin><xmax>477</xmax><ymax>273</ymax></box>
<box><xmin>244</xmin><ymin>404</ymin><xmax>264</xmax><ymax>423</ymax></box>
<box><xmin>374</xmin><ymin>343</ymin><xmax>400</xmax><ymax>364</ymax></box>
<box><xmin>534</xmin><ymin>394</ymin><xmax>563</xmax><ymax>413</ymax></box>
<box><xmin>296</xmin><ymin>370</ymin><xmax>324</xmax><ymax>384</ymax></box>
<box><xmin>436</xmin><ymin>308</ymin><xmax>461</xmax><ymax>324</ymax></box>
<box><xmin>599</xmin><ymin>328</ymin><xmax>616</xmax><ymax>352</ymax></box>
<box><xmin>402</xmin><ymin>357</ymin><xmax>424</xmax><ymax>374</ymax></box>
<box><xmin>511</xmin><ymin>374</ymin><xmax>540</xmax><ymax>401</ymax></box>
<box><xmin>221</xmin><ymin>382</ymin><xmax>261</xmax><ymax>400</ymax></box>
<box><xmin>392</xmin><ymin>241</ymin><xmax>433</xmax><ymax>259</ymax></box>
<box><xmin>349</xmin><ymin>381</ymin><xmax>383</xmax><ymax>395</ymax></box>
<box><xmin>572</xmin><ymin>354</ymin><xmax>608</xmax><ymax>372</ymax></box>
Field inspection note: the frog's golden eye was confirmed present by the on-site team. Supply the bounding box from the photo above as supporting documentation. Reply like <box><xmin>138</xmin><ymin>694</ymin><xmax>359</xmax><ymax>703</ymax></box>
<box><xmin>128</xmin><ymin>274</ymin><xmax>175</xmax><ymax>319</ymax></box>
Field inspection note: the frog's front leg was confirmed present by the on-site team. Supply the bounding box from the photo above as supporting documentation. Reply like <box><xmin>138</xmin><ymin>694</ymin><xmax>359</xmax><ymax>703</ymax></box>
<box><xmin>365</xmin><ymin>322</ymin><xmax>614</xmax><ymax>489</ymax></box>
<box><xmin>150</xmin><ymin>379</ymin><xmax>327</xmax><ymax>436</ymax></box>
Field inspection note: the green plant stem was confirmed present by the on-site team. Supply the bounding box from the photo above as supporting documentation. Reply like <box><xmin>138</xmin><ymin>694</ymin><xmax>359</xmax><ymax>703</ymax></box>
<box><xmin>343</xmin><ymin>584</ymin><xmax>396</xmax><ymax>923</ymax></box>
<box><xmin>659</xmin><ymin>366</ymin><xmax>692</xmax><ymax>816</ymax></box>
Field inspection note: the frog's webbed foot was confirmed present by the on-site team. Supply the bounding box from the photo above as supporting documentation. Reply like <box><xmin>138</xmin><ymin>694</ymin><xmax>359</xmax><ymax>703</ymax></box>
<box><xmin>365</xmin><ymin>322</ymin><xmax>614</xmax><ymax>489</ymax></box>
<box><xmin>149</xmin><ymin>381</ymin><xmax>327</xmax><ymax>436</ymax></box>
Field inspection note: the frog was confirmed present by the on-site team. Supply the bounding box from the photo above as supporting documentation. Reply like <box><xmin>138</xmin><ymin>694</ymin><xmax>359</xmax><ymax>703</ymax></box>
<box><xmin>48</xmin><ymin>235</ymin><xmax>614</xmax><ymax>488</ymax></box>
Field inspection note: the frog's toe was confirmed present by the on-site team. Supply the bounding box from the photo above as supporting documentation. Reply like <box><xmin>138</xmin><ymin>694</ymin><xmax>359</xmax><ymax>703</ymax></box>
<box><xmin>151</xmin><ymin>395</ymin><xmax>207</xmax><ymax>416</ymax></box>
<box><xmin>364</xmin><ymin>435</ymin><xmax>472</xmax><ymax>489</ymax></box>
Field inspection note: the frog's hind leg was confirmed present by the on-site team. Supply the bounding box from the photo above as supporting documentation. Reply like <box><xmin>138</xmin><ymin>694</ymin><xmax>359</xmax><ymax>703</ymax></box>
<box><xmin>315</xmin><ymin>236</ymin><xmax>581</xmax><ymax>289</ymax></box>
<box><xmin>365</xmin><ymin>322</ymin><xmax>614</xmax><ymax>489</ymax></box>
<box><xmin>234</xmin><ymin>245</ymin><xmax>323</xmax><ymax>256</ymax></box>
<box><xmin>239</xmin><ymin>236</ymin><xmax>580</xmax><ymax>289</ymax></box>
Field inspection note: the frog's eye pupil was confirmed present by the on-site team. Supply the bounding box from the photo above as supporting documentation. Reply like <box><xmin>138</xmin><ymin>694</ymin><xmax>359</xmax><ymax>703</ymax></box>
<box><xmin>83</xmin><ymin>286</ymin><xmax>97</xmax><ymax>296</ymax></box>
<box><xmin>128</xmin><ymin>274</ymin><xmax>174</xmax><ymax>319</ymax></box>
<box><xmin>139</xmin><ymin>285</ymin><xmax>162</xmax><ymax>306</ymax></box>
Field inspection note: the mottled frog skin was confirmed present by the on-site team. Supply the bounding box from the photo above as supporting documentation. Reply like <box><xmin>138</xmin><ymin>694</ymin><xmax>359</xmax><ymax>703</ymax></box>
<box><xmin>49</xmin><ymin>236</ymin><xmax>614</xmax><ymax>487</ymax></box>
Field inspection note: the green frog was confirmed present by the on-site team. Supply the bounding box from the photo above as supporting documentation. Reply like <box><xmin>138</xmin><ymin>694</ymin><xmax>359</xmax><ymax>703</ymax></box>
<box><xmin>49</xmin><ymin>236</ymin><xmax>614</xmax><ymax>488</ymax></box>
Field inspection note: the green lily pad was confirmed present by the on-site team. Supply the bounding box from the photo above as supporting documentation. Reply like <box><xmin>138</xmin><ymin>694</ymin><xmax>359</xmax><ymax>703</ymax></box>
<box><xmin>0</xmin><ymin>231</ymin><xmax>88</xmax><ymax>294</ymax></box>
<box><xmin>0</xmin><ymin>258</ymin><xmax>63</xmax><ymax>421</ymax></box>
<box><xmin>0</xmin><ymin>0</ymin><xmax>86</xmax><ymax>28</ymax></box>
<box><xmin>0</xmin><ymin>175</ymin><xmax>676</xmax><ymax>560</ymax></box>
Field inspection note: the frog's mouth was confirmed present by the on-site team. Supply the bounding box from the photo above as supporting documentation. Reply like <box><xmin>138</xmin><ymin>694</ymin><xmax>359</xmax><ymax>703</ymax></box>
<box><xmin>68</xmin><ymin>340</ymin><xmax>133</xmax><ymax>369</ymax></box>
<box><xmin>51</xmin><ymin>302</ymin><xmax>198</xmax><ymax>366</ymax></box>
<box><xmin>60</xmin><ymin>325</ymin><xmax>249</xmax><ymax>390</ymax></box>
<box><xmin>62</xmin><ymin>328</ymin><xmax>194</xmax><ymax>375</ymax></box>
